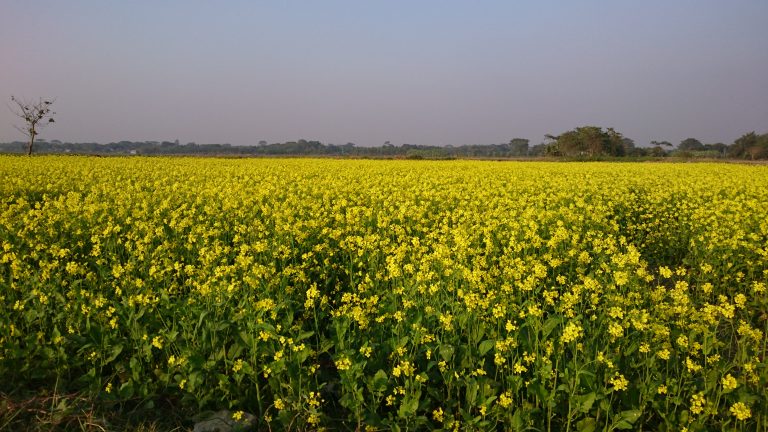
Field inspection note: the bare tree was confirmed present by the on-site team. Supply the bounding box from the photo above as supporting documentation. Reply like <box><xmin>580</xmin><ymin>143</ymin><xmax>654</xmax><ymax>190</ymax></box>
<box><xmin>9</xmin><ymin>96</ymin><xmax>56</xmax><ymax>155</ymax></box>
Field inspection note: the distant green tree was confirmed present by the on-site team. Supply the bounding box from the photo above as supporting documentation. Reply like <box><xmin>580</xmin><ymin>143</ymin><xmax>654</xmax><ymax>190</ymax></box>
<box><xmin>678</xmin><ymin>138</ymin><xmax>704</xmax><ymax>151</ymax></box>
<box><xmin>728</xmin><ymin>132</ymin><xmax>758</xmax><ymax>159</ymax></box>
<box><xmin>704</xmin><ymin>142</ymin><xmax>727</xmax><ymax>157</ymax></box>
<box><xmin>509</xmin><ymin>138</ymin><xmax>529</xmax><ymax>156</ymax></box>
<box><xmin>548</xmin><ymin>126</ymin><xmax>626</xmax><ymax>157</ymax></box>
<box><xmin>529</xmin><ymin>143</ymin><xmax>548</xmax><ymax>156</ymax></box>
<box><xmin>622</xmin><ymin>137</ymin><xmax>646</xmax><ymax>156</ymax></box>
<box><xmin>746</xmin><ymin>133</ymin><xmax>768</xmax><ymax>160</ymax></box>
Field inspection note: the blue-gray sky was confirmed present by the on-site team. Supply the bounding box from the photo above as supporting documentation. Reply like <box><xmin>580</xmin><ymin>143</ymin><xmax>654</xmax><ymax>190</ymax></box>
<box><xmin>2</xmin><ymin>1</ymin><xmax>767</xmax><ymax>147</ymax></box>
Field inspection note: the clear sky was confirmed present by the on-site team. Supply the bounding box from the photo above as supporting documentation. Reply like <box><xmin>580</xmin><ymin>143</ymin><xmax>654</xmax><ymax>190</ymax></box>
<box><xmin>2</xmin><ymin>1</ymin><xmax>767</xmax><ymax>147</ymax></box>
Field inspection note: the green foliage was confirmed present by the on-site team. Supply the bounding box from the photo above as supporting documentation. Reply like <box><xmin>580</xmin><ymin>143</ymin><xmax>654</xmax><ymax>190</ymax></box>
<box><xmin>729</xmin><ymin>132</ymin><xmax>768</xmax><ymax>160</ymax></box>
<box><xmin>548</xmin><ymin>126</ymin><xmax>627</xmax><ymax>157</ymax></box>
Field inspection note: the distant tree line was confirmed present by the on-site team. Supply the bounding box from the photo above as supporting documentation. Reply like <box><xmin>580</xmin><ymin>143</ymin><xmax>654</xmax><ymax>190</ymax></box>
<box><xmin>540</xmin><ymin>126</ymin><xmax>768</xmax><ymax>159</ymax></box>
<box><xmin>2</xmin><ymin>128</ymin><xmax>767</xmax><ymax>159</ymax></box>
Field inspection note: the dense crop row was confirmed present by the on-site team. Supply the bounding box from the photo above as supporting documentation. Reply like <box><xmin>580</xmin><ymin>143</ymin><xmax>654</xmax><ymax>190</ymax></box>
<box><xmin>1</xmin><ymin>156</ymin><xmax>767</xmax><ymax>431</ymax></box>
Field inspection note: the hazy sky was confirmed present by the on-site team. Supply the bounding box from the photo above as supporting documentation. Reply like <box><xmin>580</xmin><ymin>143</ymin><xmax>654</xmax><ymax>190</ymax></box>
<box><xmin>2</xmin><ymin>1</ymin><xmax>767</xmax><ymax>147</ymax></box>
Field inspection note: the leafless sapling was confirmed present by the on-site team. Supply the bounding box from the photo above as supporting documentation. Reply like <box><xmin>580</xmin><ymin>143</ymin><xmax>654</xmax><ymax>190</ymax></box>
<box><xmin>9</xmin><ymin>96</ymin><xmax>56</xmax><ymax>155</ymax></box>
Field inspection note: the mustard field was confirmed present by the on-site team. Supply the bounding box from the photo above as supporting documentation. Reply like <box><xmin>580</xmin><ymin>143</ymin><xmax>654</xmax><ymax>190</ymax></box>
<box><xmin>1</xmin><ymin>156</ymin><xmax>767</xmax><ymax>431</ymax></box>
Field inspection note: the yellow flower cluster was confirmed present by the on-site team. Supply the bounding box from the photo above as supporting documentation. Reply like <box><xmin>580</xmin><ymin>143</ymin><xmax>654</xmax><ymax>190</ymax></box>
<box><xmin>335</xmin><ymin>356</ymin><xmax>352</xmax><ymax>371</ymax></box>
<box><xmin>721</xmin><ymin>374</ymin><xmax>738</xmax><ymax>391</ymax></box>
<box><xmin>690</xmin><ymin>392</ymin><xmax>706</xmax><ymax>415</ymax></box>
<box><xmin>730</xmin><ymin>402</ymin><xmax>751</xmax><ymax>421</ymax></box>
<box><xmin>561</xmin><ymin>321</ymin><xmax>583</xmax><ymax>344</ymax></box>
<box><xmin>609</xmin><ymin>373</ymin><xmax>629</xmax><ymax>391</ymax></box>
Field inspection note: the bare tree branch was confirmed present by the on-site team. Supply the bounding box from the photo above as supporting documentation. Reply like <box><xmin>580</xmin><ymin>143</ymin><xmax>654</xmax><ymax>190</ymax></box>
<box><xmin>8</xmin><ymin>96</ymin><xmax>56</xmax><ymax>155</ymax></box>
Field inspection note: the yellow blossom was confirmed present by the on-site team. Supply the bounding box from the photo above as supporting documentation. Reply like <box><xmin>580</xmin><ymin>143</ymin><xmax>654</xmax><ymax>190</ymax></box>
<box><xmin>151</xmin><ymin>336</ymin><xmax>163</xmax><ymax>350</ymax></box>
<box><xmin>609</xmin><ymin>373</ymin><xmax>628</xmax><ymax>391</ymax></box>
<box><xmin>432</xmin><ymin>407</ymin><xmax>444</xmax><ymax>422</ymax></box>
<box><xmin>274</xmin><ymin>398</ymin><xmax>285</xmax><ymax>410</ymax></box>
<box><xmin>730</xmin><ymin>402</ymin><xmax>751</xmax><ymax>421</ymax></box>
<box><xmin>721</xmin><ymin>374</ymin><xmax>738</xmax><ymax>391</ymax></box>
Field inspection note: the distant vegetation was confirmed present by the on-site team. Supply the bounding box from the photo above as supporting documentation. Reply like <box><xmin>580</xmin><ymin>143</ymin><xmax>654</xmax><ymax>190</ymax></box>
<box><xmin>2</xmin><ymin>127</ymin><xmax>767</xmax><ymax>159</ymax></box>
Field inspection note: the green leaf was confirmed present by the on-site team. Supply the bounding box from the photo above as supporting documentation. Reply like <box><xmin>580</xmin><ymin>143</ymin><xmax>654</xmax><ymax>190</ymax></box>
<box><xmin>466</xmin><ymin>379</ymin><xmax>479</xmax><ymax>406</ymax></box>
<box><xmin>214</xmin><ymin>346</ymin><xmax>226</xmax><ymax>361</ymax></box>
<box><xmin>614</xmin><ymin>409</ymin><xmax>642</xmax><ymax>429</ymax></box>
<box><xmin>470</xmin><ymin>324</ymin><xmax>485</xmax><ymax>345</ymax></box>
<box><xmin>529</xmin><ymin>381</ymin><xmax>549</xmax><ymax>402</ymax></box>
<box><xmin>576</xmin><ymin>417</ymin><xmax>596</xmax><ymax>432</ymax></box>
<box><xmin>576</xmin><ymin>392</ymin><xmax>596</xmax><ymax>413</ymax></box>
<box><xmin>511</xmin><ymin>410</ymin><xmax>524</xmax><ymax>431</ymax></box>
<box><xmin>398</xmin><ymin>389</ymin><xmax>421</xmax><ymax>418</ymax></box>
<box><xmin>439</xmin><ymin>344</ymin><xmax>455</xmax><ymax>362</ymax></box>
<box><xmin>319</xmin><ymin>338</ymin><xmax>335</xmax><ymax>353</ymax></box>
<box><xmin>478</xmin><ymin>339</ymin><xmax>495</xmax><ymax>357</ymax></box>
<box><xmin>623</xmin><ymin>341</ymin><xmax>638</xmax><ymax>356</ymax></box>
<box><xmin>118</xmin><ymin>381</ymin><xmax>134</xmax><ymax>398</ymax></box>
<box><xmin>340</xmin><ymin>387</ymin><xmax>364</xmax><ymax>410</ymax></box>
<box><xmin>599</xmin><ymin>398</ymin><xmax>611</xmax><ymax>412</ymax></box>
<box><xmin>705</xmin><ymin>369</ymin><xmax>719</xmax><ymax>393</ymax></box>
<box><xmin>542</xmin><ymin>316</ymin><xmax>562</xmax><ymax>338</ymax></box>
<box><xmin>370</xmin><ymin>369</ymin><xmax>388</xmax><ymax>393</ymax></box>
<box><xmin>166</xmin><ymin>330</ymin><xmax>179</xmax><ymax>341</ymax></box>
<box><xmin>188</xmin><ymin>371</ymin><xmax>203</xmax><ymax>391</ymax></box>
<box><xmin>194</xmin><ymin>311</ymin><xmax>208</xmax><ymax>334</ymax></box>
<box><xmin>104</xmin><ymin>344</ymin><xmax>123</xmax><ymax>364</ymax></box>
<box><xmin>238</xmin><ymin>331</ymin><xmax>255</xmax><ymax>349</ymax></box>
<box><xmin>398</xmin><ymin>336</ymin><xmax>409</xmax><ymax>348</ymax></box>
<box><xmin>679</xmin><ymin>410</ymin><xmax>689</xmax><ymax>425</ymax></box>
<box><xmin>619</xmin><ymin>409</ymin><xmax>642</xmax><ymax>424</ymax></box>
<box><xmin>737</xmin><ymin>391</ymin><xmax>760</xmax><ymax>404</ymax></box>
<box><xmin>129</xmin><ymin>356</ymin><xmax>142</xmax><ymax>381</ymax></box>
<box><xmin>296</xmin><ymin>331</ymin><xmax>315</xmax><ymax>342</ymax></box>
<box><xmin>297</xmin><ymin>347</ymin><xmax>311</xmax><ymax>363</ymax></box>
<box><xmin>579</xmin><ymin>368</ymin><xmax>597</xmax><ymax>388</ymax></box>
